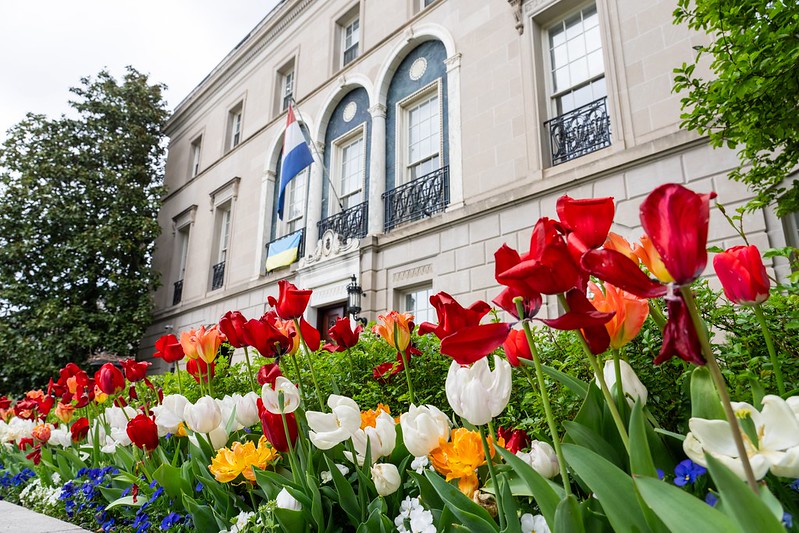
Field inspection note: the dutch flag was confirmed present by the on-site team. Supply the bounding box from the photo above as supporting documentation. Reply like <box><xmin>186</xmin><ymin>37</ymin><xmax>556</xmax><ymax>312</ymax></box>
<box><xmin>278</xmin><ymin>104</ymin><xmax>314</xmax><ymax>220</ymax></box>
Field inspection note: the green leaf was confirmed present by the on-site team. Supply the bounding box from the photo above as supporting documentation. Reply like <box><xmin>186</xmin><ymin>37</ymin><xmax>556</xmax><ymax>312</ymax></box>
<box><xmin>629</xmin><ymin>400</ymin><xmax>657</xmax><ymax>477</ymax></box>
<box><xmin>498</xmin><ymin>476</ymin><xmax>522</xmax><ymax>533</ymax></box>
<box><xmin>704</xmin><ymin>454</ymin><xmax>784</xmax><ymax>532</ymax></box>
<box><xmin>563</xmin><ymin>421</ymin><xmax>625</xmax><ymax>469</ymax></box>
<box><xmin>540</xmin><ymin>363</ymin><xmax>588</xmax><ymax>399</ymax></box>
<box><xmin>306</xmin><ymin>471</ymin><xmax>326</xmax><ymax>530</ymax></box>
<box><xmin>274</xmin><ymin>508</ymin><xmax>307</xmax><ymax>532</ymax></box>
<box><xmin>635</xmin><ymin>477</ymin><xmax>740</xmax><ymax>533</ymax></box>
<box><xmin>153</xmin><ymin>463</ymin><xmax>192</xmax><ymax>512</ymax></box>
<box><xmin>105</xmin><ymin>495</ymin><xmax>144</xmax><ymax>510</ymax></box>
<box><xmin>561</xmin><ymin>444</ymin><xmax>652</xmax><ymax>533</ymax></box>
<box><xmin>409</xmin><ymin>470</ymin><xmax>444</xmax><ymax>511</ymax></box>
<box><xmin>183</xmin><ymin>493</ymin><xmax>222</xmax><ymax>532</ymax></box>
<box><xmin>494</xmin><ymin>445</ymin><xmax>563</xmax><ymax>528</ymax></box>
<box><xmin>690</xmin><ymin>367</ymin><xmax>725</xmax><ymax>420</ymax></box>
<box><xmin>554</xmin><ymin>494</ymin><xmax>585</xmax><ymax>533</ymax></box>
<box><xmin>423</xmin><ymin>469</ymin><xmax>499</xmax><ymax>531</ymax></box>
<box><xmin>324</xmin><ymin>455</ymin><xmax>362</xmax><ymax>525</ymax></box>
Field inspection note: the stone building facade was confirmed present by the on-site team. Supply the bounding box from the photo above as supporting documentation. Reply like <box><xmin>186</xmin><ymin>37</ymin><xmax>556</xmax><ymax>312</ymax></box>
<box><xmin>141</xmin><ymin>0</ymin><xmax>795</xmax><ymax>364</ymax></box>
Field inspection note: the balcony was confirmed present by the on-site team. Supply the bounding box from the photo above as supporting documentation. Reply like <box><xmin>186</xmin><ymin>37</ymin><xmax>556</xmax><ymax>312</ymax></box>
<box><xmin>544</xmin><ymin>97</ymin><xmax>611</xmax><ymax>166</ymax></box>
<box><xmin>172</xmin><ymin>279</ymin><xmax>183</xmax><ymax>306</ymax></box>
<box><xmin>383</xmin><ymin>166</ymin><xmax>449</xmax><ymax>231</ymax></box>
<box><xmin>318</xmin><ymin>201</ymin><xmax>368</xmax><ymax>241</ymax></box>
<box><xmin>265</xmin><ymin>228</ymin><xmax>305</xmax><ymax>272</ymax></box>
<box><xmin>211</xmin><ymin>261</ymin><xmax>225</xmax><ymax>290</ymax></box>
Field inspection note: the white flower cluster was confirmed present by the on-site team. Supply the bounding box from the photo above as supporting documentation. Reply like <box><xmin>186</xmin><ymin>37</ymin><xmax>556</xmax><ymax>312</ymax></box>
<box><xmin>219</xmin><ymin>510</ymin><xmax>257</xmax><ymax>533</ymax></box>
<box><xmin>18</xmin><ymin>477</ymin><xmax>63</xmax><ymax>513</ymax></box>
<box><xmin>0</xmin><ymin>417</ymin><xmax>35</xmax><ymax>445</ymax></box>
<box><xmin>393</xmin><ymin>496</ymin><xmax>435</xmax><ymax>533</ymax></box>
<box><xmin>520</xmin><ymin>513</ymin><xmax>551</xmax><ymax>533</ymax></box>
<box><xmin>320</xmin><ymin>463</ymin><xmax>349</xmax><ymax>484</ymax></box>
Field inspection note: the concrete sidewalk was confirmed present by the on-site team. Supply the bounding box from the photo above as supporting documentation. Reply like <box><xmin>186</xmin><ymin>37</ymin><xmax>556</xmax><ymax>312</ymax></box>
<box><xmin>0</xmin><ymin>501</ymin><xmax>90</xmax><ymax>532</ymax></box>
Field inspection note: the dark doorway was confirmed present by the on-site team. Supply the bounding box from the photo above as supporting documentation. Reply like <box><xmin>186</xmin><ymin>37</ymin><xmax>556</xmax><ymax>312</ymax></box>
<box><xmin>317</xmin><ymin>304</ymin><xmax>345</xmax><ymax>342</ymax></box>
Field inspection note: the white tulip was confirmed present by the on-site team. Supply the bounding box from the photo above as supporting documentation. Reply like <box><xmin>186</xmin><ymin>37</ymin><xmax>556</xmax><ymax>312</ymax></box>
<box><xmin>683</xmin><ymin>395</ymin><xmax>799</xmax><ymax>480</ymax></box>
<box><xmin>371</xmin><ymin>462</ymin><xmax>402</xmax><ymax>496</ymax></box>
<box><xmin>596</xmin><ymin>359</ymin><xmax>648</xmax><ymax>407</ymax></box>
<box><xmin>445</xmin><ymin>356</ymin><xmax>512</xmax><ymax>426</ymax></box>
<box><xmin>216</xmin><ymin>396</ymin><xmax>243</xmax><ymax>432</ymax></box>
<box><xmin>516</xmin><ymin>441</ymin><xmax>560</xmax><ymax>479</ymax></box>
<box><xmin>307</xmin><ymin>395</ymin><xmax>361</xmax><ymax>450</ymax></box>
<box><xmin>348</xmin><ymin>411</ymin><xmax>396</xmax><ymax>465</ymax></box>
<box><xmin>521</xmin><ymin>513</ymin><xmax>551</xmax><ymax>533</ymax></box>
<box><xmin>234</xmin><ymin>392</ymin><xmax>261</xmax><ymax>428</ymax></box>
<box><xmin>47</xmin><ymin>427</ymin><xmax>73</xmax><ymax>447</ymax></box>
<box><xmin>400</xmin><ymin>404</ymin><xmax>450</xmax><ymax>458</ymax></box>
<box><xmin>261</xmin><ymin>377</ymin><xmax>301</xmax><ymax>414</ymax></box>
<box><xmin>275</xmin><ymin>488</ymin><xmax>302</xmax><ymax>511</ymax></box>
<box><xmin>184</xmin><ymin>396</ymin><xmax>222</xmax><ymax>434</ymax></box>
<box><xmin>152</xmin><ymin>394</ymin><xmax>189</xmax><ymax>436</ymax></box>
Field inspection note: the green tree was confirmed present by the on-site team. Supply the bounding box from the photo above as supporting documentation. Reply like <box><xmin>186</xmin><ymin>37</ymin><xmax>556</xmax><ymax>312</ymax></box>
<box><xmin>674</xmin><ymin>0</ymin><xmax>799</xmax><ymax>216</ymax></box>
<box><xmin>0</xmin><ymin>67</ymin><xmax>168</xmax><ymax>394</ymax></box>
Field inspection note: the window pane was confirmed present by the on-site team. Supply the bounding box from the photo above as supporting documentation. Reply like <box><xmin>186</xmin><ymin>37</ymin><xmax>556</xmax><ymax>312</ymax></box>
<box><xmin>407</xmin><ymin>94</ymin><xmax>440</xmax><ymax>168</ymax></box>
<box><xmin>551</xmin><ymin>44</ymin><xmax>568</xmax><ymax>69</ymax></box>
<box><xmin>569</xmin><ymin>57</ymin><xmax>589</xmax><ymax>86</ymax></box>
<box><xmin>585</xmin><ymin>26</ymin><xmax>601</xmax><ymax>52</ymax></box>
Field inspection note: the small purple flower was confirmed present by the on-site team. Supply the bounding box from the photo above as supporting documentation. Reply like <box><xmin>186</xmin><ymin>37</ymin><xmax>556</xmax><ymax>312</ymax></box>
<box><xmin>704</xmin><ymin>492</ymin><xmax>718</xmax><ymax>507</ymax></box>
<box><xmin>673</xmin><ymin>459</ymin><xmax>707</xmax><ymax>487</ymax></box>
<box><xmin>783</xmin><ymin>513</ymin><xmax>793</xmax><ymax>529</ymax></box>
<box><xmin>195</xmin><ymin>481</ymin><xmax>203</xmax><ymax>492</ymax></box>
<box><xmin>656</xmin><ymin>468</ymin><xmax>664</xmax><ymax>480</ymax></box>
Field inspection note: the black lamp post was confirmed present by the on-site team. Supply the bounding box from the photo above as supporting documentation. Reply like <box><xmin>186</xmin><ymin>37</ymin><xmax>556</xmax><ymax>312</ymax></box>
<box><xmin>346</xmin><ymin>275</ymin><xmax>367</xmax><ymax>325</ymax></box>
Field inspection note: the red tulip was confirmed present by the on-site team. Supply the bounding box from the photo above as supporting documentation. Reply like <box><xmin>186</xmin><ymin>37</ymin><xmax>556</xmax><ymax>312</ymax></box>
<box><xmin>322</xmin><ymin>317</ymin><xmax>362</xmax><ymax>352</ymax></box>
<box><xmin>493</xmin><ymin>245</ymin><xmax>544</xmax><ymax>319</ymax></box>
<box><xmin>539</xmin><ymin>289</ymin><xmax>613</xmax><ymax>355</ymax></box>
<box><xmin>186</xmin><ymin>358</ymin><xmax>215</xmax><ymax>383</ymax></box>
<box><xmin>257</xmin><ymin>398</ymin><xmax>298</xmax><ymax>453</ymax></box>
<box><xmin>556</xmin><ymin>195</ymin><xmax>615</xmax><ymax>250</ymax></box>
<box><xmin>373</xmin><ymin>359</ymin><xmax>404</xmax><ymax>383</ymax></box>
<box><xmin>95</xmin><ymin>363</ymin><xmax>125</xmax><ymax>395</ymax></box>
<box><xmin>640</xmin><ymin>184</ymin><xmax>717</xmax><ymax>286</ymax></box>
<box><xmin>497</xmin><ymin>426</ymin><xmax>530</xmax><ymax>454</ymax></box>
<box><xmin>126</xmin><ymin>414</ymin><xmax>159</xmax><ymax>452</ymax></box>
<box><xmin>242</xmin><ymin>316</ymin><xmax>293</xmax><ymax>358</ymax></box>
<box><xmin>503</xmin><ymin>328</ymin><xmax>533</xmax><ymax>367</ymax></box>
<box><xmin>219</xmin><ymin>311</ymin><xmax>248</xmax><ymax>348</ymax></box>
<box><xmin>120</xmin><ymin>359</ymin><xmax>150</xmax><ymax>383</ymax></box>
<box><xmin>153</xmin><ymin>334</ymin><xmax>185</xmax><ymax>364</ymax></box>
<box><xmin>298</xmin><ymin>316</ymin><xmax>321</xmax><ymax>352</ymax></box>
<box><xmin>580</xmin><ymin>249</ymin><xmax>667</xmax><ymax>299</ymax></box>
<box><xmin>418</xmin><ymin>292</ymin><xmax>491</xmax><ymax>338</ymax></box>
<box><xmin>71</xmin><ymin>417</ymin><xmax>90</xmax><ymax>443</ymax></box>
<box><xmin>713</xmin><ymin>245</ymin><xmax>770</xmax><ymax>306</ymax></box>
<box><xmin>656</xmin><ymin>293</ymin><xmax>704</xmax><ymax>366</ymax></box>
<box><xmin>0</xmin><ymin>396</ymin><xmax>10</xmax><ymax>410</ymax></box>
<box><xmin>256</xmin><ymin>363</ymin><xmax>283</xmax><ymax>387</ymax></box>
<box><xmin>498</xmin><ymin>218</ymin><xmax>583</xmax><ymax>295</ymax></box>
<box><xmin>267</xmin><ymin>280</ymin><xmax>312</xmax><ymax>320</ymax></box>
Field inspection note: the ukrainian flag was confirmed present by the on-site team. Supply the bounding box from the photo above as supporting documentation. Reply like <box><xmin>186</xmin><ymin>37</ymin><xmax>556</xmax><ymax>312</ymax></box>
<box><xmin>266</xmin><ymin>231</ymin><xmax>302</xmax><ymax>272</ymax></box>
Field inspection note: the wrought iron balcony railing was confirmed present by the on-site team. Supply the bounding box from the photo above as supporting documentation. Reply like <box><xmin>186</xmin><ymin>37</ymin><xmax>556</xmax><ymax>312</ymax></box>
<box><xmin>172</xmin><ymin>279</ymin><xmax>183</xmax><ymax>306</ymax></box>
<box><xmin>544</xmin><ymin>97</ymin><xmax>611</xmax><ymax>166</ymax></box>
<box><xmin>343</xmin><ymin>45</ymin><xmax>358</xmax><ymax>66</ymax></box>
<box><xmin>211</xmin><ymin>261</ymin><xmax>225</xmax><ymax>290</ymax></box>
<box><xmin>383</xmin><ymin>166</ymin><xmax>449</xmax><ymax>232</ymax></box>
<box><xmin>318</xmin><ymin>201</ymin><xmax>368</xmax><ymax>240</ymax></box>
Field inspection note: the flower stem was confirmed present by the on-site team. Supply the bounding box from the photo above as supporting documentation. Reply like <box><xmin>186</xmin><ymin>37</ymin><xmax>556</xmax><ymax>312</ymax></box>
<box><xmin>294</xmin><ymin>319</ymin><xmax>325</xmax><ymax>410</ymax></box>
<box><xmin>612</xmin><ymin>348</ymin><xmax>626</xmax><ymax>409</ymax></box>
<box><xmin>753</xmin><ymin>304</ymin><xmax>784</xmax><ymax>395</ymax></box>
<box><xmin>557</xmin><ymin>295</ymin><xmax>630</xmax><ymax>453</ymax></box>
<box><xmin>680</xmin><ymin>286</ymin><xmax>760</xmax><ymax>493</ymax></box>
<box><xmin>174</xmin><ymin>363</ymin><xmax>183</xmax><ymax>395</ymax></box>
<box><xmin>278</xmin><ymin>396</ymin><xmax>301</xmax><ymax>485</ymax></box>
<box><xmin>515</xmin><ymin>303</ymin><xmax>572</xmax><ymax>496</ymax></box>
<box><xmin>242</xmin><ymin>346</ymin><xmax>258</xmax><ymax>393</ymax></box>
<box><xmin>647</xmin><ymin>300</ymin><xmax>666</xmax><ymax>331</ymax></box>
<box><xmin>398</xmin><ymin>347</ymin><xmax>415</xmax><ymax>406</ymax></box>
<box><xmin>288</xmin><ymin>353</ymin><xmax>307</xmax><ymax>409</ymax></box>
<box><xmin>478</xmin><ymin>425</ymin><xmax>506</xmax><ymax>531</ymax></box>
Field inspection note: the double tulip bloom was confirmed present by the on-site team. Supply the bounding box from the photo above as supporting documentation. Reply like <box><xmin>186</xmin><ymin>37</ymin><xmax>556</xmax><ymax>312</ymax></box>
<box><xmin>445</xmin><ymin>356</ymin><xmax>512</xmax><ymax>426</ymax></box>
<box><xmin>180</xmin><ymin>325</ymin><xmax>223</xmax><ymax>364</ymax></box>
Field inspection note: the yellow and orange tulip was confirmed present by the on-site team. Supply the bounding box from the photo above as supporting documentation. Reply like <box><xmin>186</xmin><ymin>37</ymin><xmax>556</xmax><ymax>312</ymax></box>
<box><xmin>633</xmin><ymin>235</ymin><xmax>674</xmax><ymax>283</ymax></box>
<box><xmin>373</xmin><ymin>311</ymin><xmax>414</xmax><ymax>352</ymax></box>
<box><xmin>588</xmin><ymin>281</ymin><xmax>649</xmax><ymax>350</ymax></box>
<box><xmin>429</xmin><ymin>428</ymin><xmax>498</xmax><ymax>496</ymax></box>
<box><xmin>209</xmin><ymin>435</ymin><xmax>280</xmax><ymax>483</ymax></box>
<box><xmin>180</xmin><ymin>325</ymin><xmax>224</xmax><ymax>364</ymax></box>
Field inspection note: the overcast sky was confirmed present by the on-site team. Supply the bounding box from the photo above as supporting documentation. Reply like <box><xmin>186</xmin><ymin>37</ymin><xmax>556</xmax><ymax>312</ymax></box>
<box><xmin>0</xmin><ymin>1</ymin><xmax>281</xmax><ymax>140</ymax></box>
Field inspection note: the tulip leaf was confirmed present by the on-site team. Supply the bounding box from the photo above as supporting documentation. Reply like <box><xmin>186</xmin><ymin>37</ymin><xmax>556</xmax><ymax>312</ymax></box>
<box><xmin>563</xmin><ymin>421</ymin><xmax>625</xmax><ymax>470</ymax></box>
<box><xmin>274</xmin><ymin>508</ymin><xmax>307</xmax><ymax>532</ymax></box>
<box><xmin>182</xmin><ymin>493</ymin><xmax>223</xmax><ymax>532</ymax></box>
<box><xmin>409</xmin><ymin>470</ymin><xmax>444</xmax><ymax>511</ymax></box>
<box><xmin>562</xmin><ymin>444</ymin><xmax>652</xmax><ymax>533</ymax></box>
<box><xmin>153</xmin><ymin>463</ymin><xmax>192</xmax><ymax>512</ymax></box>
<box><xmin>635</xmin><ymin>476</ymin><xmax>740</xmax><ymax>533</ymax></box>
<box><xmin>554</xmin><ymin>494</ymin><xmax>585</xmax><ymax>533</ymax></box>
<box><xmin>539</xmin><ymin>363</ymin><xmax>588</xmax><ymax>399</ymax></box>
<box><xmin>306</xmin><ymin>471</ymin><xmax>326</xmax><ymax>531</ymax></box>
<box><xmin>324</xmin><ymin>455</ymin><xmax>362</xmax><ymax>526</ymax></box>
<box><xmin>498</xmin><ymin>476</ymin><xmax>522</xmax><ymax>533</ymax></box>
<box><xmin>105</xmin><ymin>495</ymin><xmax>145</xmax><ymax>510</ymax></box>
<box><xmin>629</xmin><ymin>400</ymin><xmax>657</xmax><ymax>478</ymax></box>
<box><xmin>494</xmin><ymin>445</ymin><xmax>563</xmax><ymax>528</ymax></box>
<box><xmin>704</xmin><ymin>454</ymin><xmax>784</xmax><ymax>532</ymax></box>
<box><xmin>690</xmin><ymin>367</ymin><xmax>725</xmax><ymax>420</ymax></box>
<box><xmin>424</xmin><ymin>469</ymin><xmax>499</xmax><ymax>531</ymax></box>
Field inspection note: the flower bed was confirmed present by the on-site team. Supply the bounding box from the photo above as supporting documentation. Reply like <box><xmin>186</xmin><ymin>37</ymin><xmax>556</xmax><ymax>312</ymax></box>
<box><xmin>1</xmin><ymin>183</ymin><xmax>798</xmax><ymax>532</ymax></box>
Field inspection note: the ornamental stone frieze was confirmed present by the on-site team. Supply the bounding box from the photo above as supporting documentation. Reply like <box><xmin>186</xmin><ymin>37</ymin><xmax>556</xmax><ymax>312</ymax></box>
<box><xmin>300</xmin><ymin>229</ymin><xmax>359</xmax><ymax>267</ymax></box>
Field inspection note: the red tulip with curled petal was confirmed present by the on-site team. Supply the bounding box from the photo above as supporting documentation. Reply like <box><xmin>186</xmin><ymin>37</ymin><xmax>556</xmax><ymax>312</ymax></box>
<box><xmin>322</xmin><ymin>317</ymin><xmax>362</xmax><ymax>352</ymax></box>
<box><xmin>219</xmin><ymin>310</ymin><xmax>248</xmax><ymax>348</ymax></box>
<box><xmin>153</xmin><ymin>334</ymin><xmax>185</xmax><ymax>364</ymax></box>
<box><xmin>556</xmin><ymin>195</ymin><xmax>615</xmax><ymax>250</ymax></box>
<box><xmin>713</xmin><ymin>245</ymin><xmax>770</xmax><ymax>306</ymax></box>
<box><xmin>267</xmin><ymin>280</ymin><xmax>312</xmax><ymax>320</ymax></box>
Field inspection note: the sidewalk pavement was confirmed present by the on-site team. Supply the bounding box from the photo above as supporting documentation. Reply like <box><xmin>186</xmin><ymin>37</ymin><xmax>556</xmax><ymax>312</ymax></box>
<box><xmin>0</xmin><ymin>500</ymin><xmax>91</xmax><ymax>532</ymax></box>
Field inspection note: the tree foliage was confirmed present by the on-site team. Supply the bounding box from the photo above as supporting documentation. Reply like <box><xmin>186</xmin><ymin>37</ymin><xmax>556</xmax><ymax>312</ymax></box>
<box><xmin>0</xmin><ymin>68</ymin><xmax>168</xmax><ymax>394</ymax></box>
<box><xmin>673</xmin><ymin>0</ymin><xmax>799</xmax><ymax>216</ymax></box>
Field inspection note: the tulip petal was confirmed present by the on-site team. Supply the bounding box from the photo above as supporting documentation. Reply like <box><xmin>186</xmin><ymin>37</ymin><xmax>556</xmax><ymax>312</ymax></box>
<box><xmin>759</xmin><ymin>395</ymin><xmax>799</xmax><ymax>451</ymax></box>
<box><xmin>581</xmin><ymin>249</ymin><xmax>667</xmax><ymax>298</ymax></box>
<box><xmin>556</xmin><ymin>195</ymin><xmax>615</xmax><ymax>250</ymax></box>
<box><xmin>655</xmin><ymin>293</ymin><xmax>704</xmax><ymax>366</ymax></box>
<box><xmin>439</xmin><ymin>322</ymin><xmax>512</xmax><ymax>365</ymax></box>
<box><xmin>688</xmin><ymin>418</ymin><xmax>741</xmax><ymax>458</ymax></box>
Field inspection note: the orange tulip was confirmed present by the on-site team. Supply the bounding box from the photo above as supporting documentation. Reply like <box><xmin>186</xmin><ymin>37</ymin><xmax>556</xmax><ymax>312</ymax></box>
<box><xmin>604</xmin><ymin>232</ymin><xmax>638</xmax><ymax>263</ymax></box>
<box><xmin>633</xmin><ymin>235</ymin><xmax>674</xmax><ymax>283</ymax></box>
<box><xmin>180</xmin><ymin>325</ymin><xmax>224</xmax><ymax>363</ymax></box>
<box><xmin>588</xmin><ymin>281</ymin><xmax>649</xmax><ymax>350</ymax></box>
<box><xmin>55</xmin><ymin>401</ymin><xmax>76</xmax><ymax>424</ymax></box>
<box><xmin>430</xmin><ymin>428</ymin><xmax>498</xmax><ymax>496</ymax></box>
<box><xmin>373</xmin><ymin>311</ymin><xmax>414</xmax><ymax>352</ymax></box>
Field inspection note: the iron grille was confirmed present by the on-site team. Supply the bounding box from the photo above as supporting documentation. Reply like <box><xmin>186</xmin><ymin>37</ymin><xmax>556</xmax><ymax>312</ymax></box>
<box><xmin>211</xmin><ymin>261</ymin><xmax>225</xmax><ymax>290</ymax></box>
<box><xmin>544</xmin><ymin>97</ymin><xmax>611</xmax><ymax>166</ymax></box>
<box><xmin>383</xmin><ymin>166</ymin><xmax>449</xmax><ymax>231</ymax></box>
<box><xmin>343</xmin><ymin>45</ymin><xmax>358</xmax><ymax>66</ymax></box>
<box><xmin>172</xmin><ymin>279</ymin><xmax>183</xmax><ymax>306</ymax></box>
<box><xmin>318</xmin><ymin>201</ymin><xmax>368</xmax><ymax>240</ymax></box>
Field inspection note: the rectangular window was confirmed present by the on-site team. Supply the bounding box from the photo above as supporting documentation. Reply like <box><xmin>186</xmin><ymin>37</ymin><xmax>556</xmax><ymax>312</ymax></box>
<box><xmin>218</xmin><ymin>207</ymin><xmax>231</xmax><ymax>263</ymax></box>
<box><xmin>423</xmin><ymin>0</ymin><xmax>436</xmax><ymax>7</ymax></box>
<box><xmin>227</xmin><ymin>103</ymin><xmax>243</xmax><ymax>150</ymax></box>
<box><xmin>174</xmin><ymin>225</ymin><xmax>190</xmax><ymax>305</ymax></box>
<box><xmin>282</xmin><ymin>70</ymin><xmax>294</xmax><ymax>112</ymax></box>
<box><xmin>406</xmin><ymin>91</ymin><xmax>440</xmax><ymax>182</ymax></box>
<box><xmin>342</xmin><ymin>16</ymin><xmax>359</xmax><ymax>66</ymax></box>
<box><xmin>285</xmin><ymin>168</ymin><xmax>308</xmax><ymax>235</ymax></box>
<box><xmin>211</xmin><ymin>203</ymin><xmax>231</xmax><ymax>290</ymax></box>
<box><xmin>400</xmin><ymin>285</ymin><xmax>433</xmax><ymax>324</ymax></box>
<box><xmin>339</xmin><ymin>134</ymin><xmax>364</xmax><ymax>208</ymax></box>
<box><xmin>190</xmin><ymin>136</ymin><xmax>202</xmax><ymax>177</ymax></box>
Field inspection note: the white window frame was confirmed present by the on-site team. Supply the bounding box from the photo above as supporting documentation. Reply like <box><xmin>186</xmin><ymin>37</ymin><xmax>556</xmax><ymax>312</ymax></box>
<box><xmin>330</xmin><ymin>125</ymin><xmax>366</xmax><ymax>212</ymax></box>
<box><xmin>341</xmin><ymin>15</ymin><xmax>360</xmax><ymax>66</ymax></box>
<box><xmin>280</xmin><ymin>166</ymin><xmax>309</xmax><ymax>237</ymax></box>
<box><xmin>282</xmin><ymin>69</ymin><xmax>295</xmax><ymax>112</ymax></box>
<box><xmin>227</xmin><ymin>102</ymin><xmax>244</xmax><ymax>150</ymax></box>
<box><xmin>398</xmin><ymin>284</ymin><xmax>434</xmax><ymax>324</ymax></box>
<box><xmin>189</xmin><ymin>136</ymin><xmax>202</xmax><ymax>177</ymax></box>
<box><xmin>217</xmin><ymin>205</ymin><xmax>232</xmax><ymax>263</ymax></box>
<box><xmin>396</xmin><ymin>81</ymin><xmax>443</xmax><ymax>185</ymax></box>
<box><xmin>545</xmin><ymin>3</ymin><xmax>606</xmax><ymax>117</ymax></box>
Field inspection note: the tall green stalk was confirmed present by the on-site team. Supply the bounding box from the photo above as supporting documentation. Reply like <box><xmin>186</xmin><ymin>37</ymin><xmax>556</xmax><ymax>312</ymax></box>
<box><xmin>394</xmin><ymin>323</ymin><xmax>415</xmax><ymax>405</ymax></box>
<box><xmin>753</xmin><ymin>304</ymin><xmax>785</xmax><ymax>395</ymax></box>
<box><xmin>294</xmin><ymin>318</ymin><xmax>325</xmax><ymax>410</ymax></box>
<box><xmin>478</xmin><ymin>425</ymin><xmax>506</xmax><ymax>531</ymax></box>
<box><xmin>680</xmin><ymin>286</ymin><xmax>759</xmax><ymax>493</ymax></box>
<box><xmin>242</xmin><ymin>346</ymin><xmax>258</xmax><ymax>393</ymax></box>
<box><xmin>612</xmin><ymin>347</ymin><xmax>626</xmax><ymax>410</ymax></box>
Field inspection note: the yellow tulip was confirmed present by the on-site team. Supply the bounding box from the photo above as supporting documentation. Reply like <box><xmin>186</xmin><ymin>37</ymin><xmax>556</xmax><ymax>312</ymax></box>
<box><xmin>209</xmin><ymin>436</ymin><xmax>280</xmax><ymax>483</ymax></box>
<box><xmin>429</xmin><ymin>428</ymin><xmax>498</xmax><ymax>496</ymax></box>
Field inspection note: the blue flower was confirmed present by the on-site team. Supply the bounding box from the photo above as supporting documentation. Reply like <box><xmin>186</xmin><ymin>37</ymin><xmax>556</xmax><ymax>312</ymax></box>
<box><xmin>101</xmin><ymin>518</ymin><xmax>116</xmax><ymax>532</ymax></box>
<box><xmin>791</xmin><ymin>479</ymin><xmax>799</xmax><ymax>491</ymax></box>
<box><xmin>656</xmin><ymin>468</ymin><xmax>664</xmax><ymax>480</ymax></box>
<box><xmin>673</xmin><ymin>459</ymin><xmax>707</xmax><ymax>487</ymax></box>
<box><xmin>160</xmin><ymin>512</ymin><xmax>183</xmax><ymax>530</ymax></box>
<box><xmin>149</xmin><ymin>479</ymin><xmax>159</xmax><ymax>488</ymax></box>
<box><xmin>783</xmin><ymin>513</ymin><xmax>793</xmax><ymax>529</ymax></box>
<box><xmin>195</xmin><ymin>481</ymin><xmax>203</xmax><ymax>492</ymax></box>
<box><xmin>704</xmin><ymin>492</ymin><xmax>718</xmax><ymax>507</ymax></box>
<box><xmin>121</xmin><ymin>486</ymin><xmax>131</xmax><ymax>497</ymax></box>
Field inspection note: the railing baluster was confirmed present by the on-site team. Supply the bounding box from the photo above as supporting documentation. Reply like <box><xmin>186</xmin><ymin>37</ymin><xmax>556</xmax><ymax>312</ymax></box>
<box><xmin>382</xmin><ymin>166</ymin><xmax>449</xmax><ymax>231</ymax></box>
<box><xmin>211</xmin><ymin>262</ymin><xmax>225</xmax><ymax>290</ymax></box>
<box><xmin>317</xmin><ymin>202</ymin><xmax>368</xmax><ymax>241</ymax></box>
<box><xmin>544</xmin><ymin>97</ymin><xmax>611</xmax><ymax>166</ymax></box>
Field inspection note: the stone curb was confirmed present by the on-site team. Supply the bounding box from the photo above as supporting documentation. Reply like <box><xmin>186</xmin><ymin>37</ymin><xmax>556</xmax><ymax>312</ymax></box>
<box><xmin>0</xmin><ymin>500</ymin><xmax>91</xmax><ymax>532</ymax></box>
